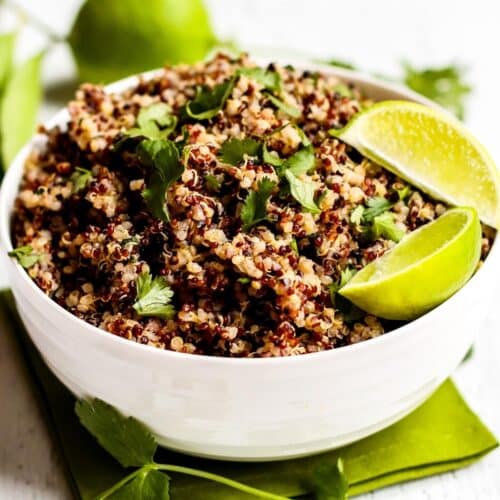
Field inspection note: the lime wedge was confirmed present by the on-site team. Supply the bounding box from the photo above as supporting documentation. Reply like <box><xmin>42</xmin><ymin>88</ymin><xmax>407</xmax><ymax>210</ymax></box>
<box><xmin>331</xmin><ymin>101</ymin><xmax>500</xmax><ymax>228</ymax></box>
<box><xmin>339</xmin><ymin>207</ymin><xmax>481</xmax><ymax>320</ymax></box>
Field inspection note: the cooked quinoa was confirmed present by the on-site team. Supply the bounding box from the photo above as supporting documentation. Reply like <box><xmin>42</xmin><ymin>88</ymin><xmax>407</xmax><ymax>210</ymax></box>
<box><xmin>10</xmin><ymin>53</ymin><xmax>494</xmax><ymax>357</ymax></box>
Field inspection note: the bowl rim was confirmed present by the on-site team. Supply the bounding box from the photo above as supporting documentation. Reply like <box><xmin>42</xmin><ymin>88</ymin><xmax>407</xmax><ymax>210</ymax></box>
<box><xmin>1</xmin><ymin>58</ymin><xmax>498</xmax><ymax>366</ymax></box>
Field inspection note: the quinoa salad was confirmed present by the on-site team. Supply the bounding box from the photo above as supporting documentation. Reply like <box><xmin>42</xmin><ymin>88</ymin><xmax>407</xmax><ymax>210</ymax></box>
<box><xmin>9</xmin><ymin>53</ymin><xmax>494</xmax><ymax>357</ymax></box>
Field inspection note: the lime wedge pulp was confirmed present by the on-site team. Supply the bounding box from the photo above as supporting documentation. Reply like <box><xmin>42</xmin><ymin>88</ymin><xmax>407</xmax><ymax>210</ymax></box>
<box><xmin>339</xmin><ymin>207</ymin><xmax>482</xmax><ymax>320</ymax></box>
<box><xmin>331</xmin><ymin>101</ymin><xmax>500</xmax><ymax>228</ymax></box>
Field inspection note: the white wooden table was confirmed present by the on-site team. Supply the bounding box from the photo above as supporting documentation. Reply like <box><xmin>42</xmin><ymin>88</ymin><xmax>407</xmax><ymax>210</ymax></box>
<box><xmin>0</xmin><ymin>1</ymin><xmax>499</xmax><ymax>498</ymax></box>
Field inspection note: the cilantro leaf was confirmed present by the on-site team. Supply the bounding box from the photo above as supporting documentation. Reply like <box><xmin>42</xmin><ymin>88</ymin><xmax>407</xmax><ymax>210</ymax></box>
<box><xmin>109</xmin><ymin>469</ymin><xmax>170</xmax><ymax>500</ymax></box>
<box><xmin>282</xmin><ymin>145</ymin><xmax>315</xmax><ymax>176</ymax></box>
<box><xmin>241</xmin><ymin>177</ymin><xmax>276</xmax><ymax>231</ymax></box>
<box><xmin>290</xmin><ymin>238</ymin><xmax>299</xmax><ymax>255</ymax></box>
<box><xmin>284</xmin><ymin>170</ymin><xmax>320</xmax><ymax>214</ymax></box>
<box><xmin>350</xmin><ymin>205</ymin><xmax>364</xmax><ymax>226</ymax></box>
<box><xmin>186</xmin><ymin>76</ymin><xmax>236</xmax><ymax>120</ymax></box>
<box><xmin>362</xmin><ymin>197</ymin><xmax>393</xmax><ymax>222</ymax></box>
<box><xmin>263</xmin><ymin>91</ymin><xmax>301</xmax><ymax>118</ymax></box>
<box><xmin>8</xmin><ymin>245</ymin><xmax>41</xmax><ymax>268</ymax></box>
<box><xmin>333</xmin><ymin>83</ymin><xmax>353</xmax><ymax>98</ymax></box>
<box><xmin>75</xmin><ymin>399</ymin><xmax>157</xmax><ymax>468</ymax></box>
<box><xmin>329</xmin><ymin>268</ymin><xmax>364</xmax><ymax>322</ymax></box>
<box><xmin>128</xmin><ymin>102</ymin><xmax>178</xmax><ymax>140</ymax></box>
<box><xmin>402</xmin><ymin>62</ymin><xmax>471</xmax><ymax>120</ymax></box>
<box><xmin>205</xmin><ymin>174</ymin><xmax>221</xmax><ymax>191</ymax></box>
<box><xmin>239</xmin><ymin>67</ymin><xmax>281</xmax><ymax>93</ymax></box>
<box><xmin>327</xmin><ymin>59</ymin><xmax>356</xmax><ymax>70</ymax></box>
<box><xmin>462</xmin><ymin>345</ymin><xmax>475</xmax><ymax>363</ymax></box>
<box><xmin>330</xmin><ymin>268</ymin><xmax>357</xmax><ymax>306</ymax></box>
<box><xmin>293</xmin><ymin>125</ymin><xmax>312</xmax><ymax>147</ymax></box>
<box><xmin>395</xmin><ymin>185</ymin><xmax>411</xmax><ymax>201</ymax></box>
<box><xmin>237</xmin><ymin>276</ymin><xmax>251</xmax><ymax>284</ymax></box>
<box><xmin>263</xmin><ymin>144</ymin><xmax>285</xmax><ymax>167</ymax></box>
<box><xmin>133</xmin><ymin>272</ymin><xmax>176</xmax><ymax>320</ymax></box>
<box><xmin>371</xmin><ymin>212</ymin><xmax>405</xmax><ymax>242</ymax></box>
<box><xmin>312</xmin><ymin>458</ymin><xmax>349</xmax><ymax>500</ymax></box>
<box><xmin>219</xmin><ymin>138</ymin><xmax>262</xmax><ymax>165</ymax></box>
<box><xmin>70</xmin><ymin>166</ymin><xmax>93</xmax><ymax>193</ymax></box>
<box><xmin>138</xmin><ymin>139</ymin><xmax>184</xmax><ymax>222</ymax></box>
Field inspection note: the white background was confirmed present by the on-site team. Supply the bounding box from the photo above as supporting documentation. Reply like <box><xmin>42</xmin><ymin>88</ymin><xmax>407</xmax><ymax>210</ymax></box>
<box><xmin>0</xmin><ymin>0</ymin><xmax>499</xmax><ymax>498</ymax></box>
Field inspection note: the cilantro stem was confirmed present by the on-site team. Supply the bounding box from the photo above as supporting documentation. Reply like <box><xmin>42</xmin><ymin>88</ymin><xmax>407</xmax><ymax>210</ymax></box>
<box><xmin>152</xmin><ymin>463</ymin><xmax>290</xmax><ymax>499</ymax></box>
<box><xmin>95</xmin><ymin>467</ymin><xmax>143</xmax><ymax>499</ymax></box>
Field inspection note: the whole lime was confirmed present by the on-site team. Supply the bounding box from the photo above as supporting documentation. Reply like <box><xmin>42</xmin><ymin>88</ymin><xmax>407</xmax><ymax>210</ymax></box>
<box><xmin>69</xmin><ymin>0</ymin><xmax>216</xmax><ymax>83</ymax></box>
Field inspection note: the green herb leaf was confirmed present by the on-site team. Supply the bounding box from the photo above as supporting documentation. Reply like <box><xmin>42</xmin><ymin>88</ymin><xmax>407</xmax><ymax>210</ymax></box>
<box><xmin>138</xmin><ymin>139</ymin><xmax>183</xmax><ymax>222</ymax></box>
<box><xmin>75</xmin><ymin>399</ymin><xmax>157</xmax><ymax>468</ymax></box>
<box><xmin>326</xmin><ymin>59</ymin><xmax>356</xmax><ymax>70</ymax></box>
<box><xmin>350</xmin><ymin>205</ymin><xmax>364</xmax><ymax>226</ymax></box>
<box><xmin>70</xmin><ymin>167</ymin><xmax>93</xmax><ymax>193</ymax></box>
<box><xmin>293</xmin><ymin>125</ymin><xmax>312</xmax><ymax>147</ymax></box>
<box><xmin>329</xmin><ymin>268</ymin><xmax>363</xmax><ymax>322</ymax></box>
<box><xmin>263</xmin><ymin>144</ymin><xmax>285</xmax><ymax>167</ymax></box>
<box><xmin>402</xmin><ymin>62</ymin><xmax>471</xmax><ymax>120</ymax></box>
<box><xmin>241</xmin><ymin>177</ymin><xmax>276</xmax><ymax>231</ymax></box>
<box><xmin>362</xmin><ymin>197</ymin><xmax>393</xmax><ymax>222</ymax></box>
<box><xmin>284</xmin><ymin>170</ymin><xmax>320</xmax><ymax>214</ymax></box>
<box><xmin>462</xmin><ymin>345</ymin><xmax>475</xmax><ymax>363</ymax></box>
<box><xmin>69</xmin><ymin>0</ymin><xmax>216</xmax><ymax>83</ymax></box>
<box><xmin>395</xmin><ymin>185</ymin><xmax>411</xmax><ymax>201</ymax></box>
<box><xmin>263</xmin><ymin>91</ymin><xmax>301</xmax><ymax>118</ymax></box>
<box><xmin>205</xmin><ymin>174</ymin><xmax>221</xmax><ymax>191</ymax></box>
<box><xmin>109</xmin><ymin>468</ymin><xmax>170</xmax><ymax>500</ymax></box>
<box><xmin>128</xmin><ymin>103</ymin><xmax>177</xmax><ymax>140</ymax></box>
<box><xmin>186</xmin><ymin>76</ymin><xmax>236</xmax><ymax>120</ymax></box>
<box><xmin>1</xmin><ymin>52</ymin><xmax>43</xmax><ymax>169</ymax></box>
<box><xmin>8</xmin><ymin>245</ymin><xmax>41</xmax><ymax>269</ymax></box>
<box><xmin>0</xmin><ymin>32</ymin><xmax>15</xmax><ymax>93</ymax></box>
<box><xmin>282</xmin><ymin>145</ymin><xmax>315</xmax><ymax>176</ymax></box>
<box><xmin>290</xmin><ymin>238</ymin><xmax>299</xmax><ymax>255</ymax></box>
<box><xmin>133</xmin><ymin>272</ymin><xmax>175</xmax><ymax>320</ymax></box>
<box><xmin>333</xmin><ymin>83</ymin><xmax>353</xmax><ymax>98</ymax></box>
<box><xmin>371</xmin><ymin>212</ymin><xmax>405</xmax><ymax>243</ymax></box>
<box><xmin>219</xmin><ymin>138</ymin><xmax>262</xmax><ymax>165</ymax></box>
<box><xmin>239</xmin><ymin>67</ymin><xmax>281</xmax><ymax>93</ymax></box>
<box><xmin>312</xmin><ymin>458</ymin><xmax>349</xmax><ymax>500</ymax></box>
<box><xmin>330</xmin><ymin>268</ymin><xmax>357</xmax><ymax>305</ymax></box>
<box><xmin>237</xmin><ymin>276</ymin><xmax>251</xmax><ymax>284</ymax></box>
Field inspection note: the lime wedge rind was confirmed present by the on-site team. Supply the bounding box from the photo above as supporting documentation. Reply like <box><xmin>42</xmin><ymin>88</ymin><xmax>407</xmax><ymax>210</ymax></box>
<box><xmin>339</xmin><ymin>207</ymin><xmax>482</xmax><ymax>320</ymax></box>
<box><xmin>331</xmin><ymin>101</ymin><xmax>500</xmax><ymax>229</ymax></box>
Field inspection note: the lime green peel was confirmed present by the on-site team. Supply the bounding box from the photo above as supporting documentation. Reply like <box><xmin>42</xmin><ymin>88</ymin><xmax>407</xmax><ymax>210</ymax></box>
<box><xmin>331</xmin><ymin>101</ymin><xmax>500</xmax><ymax>229</ymax></box>
<box><xmin>339</xmin><ymin>207</ymin><xmax>482</xmax><ymax>320</ymax></box>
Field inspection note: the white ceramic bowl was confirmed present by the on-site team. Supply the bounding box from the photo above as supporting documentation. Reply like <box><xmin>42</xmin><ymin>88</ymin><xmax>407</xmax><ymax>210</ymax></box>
<box><xmin>0</xmin><ymin>61</ymin><xmax>498</xmax><ymax>461</ymax></box>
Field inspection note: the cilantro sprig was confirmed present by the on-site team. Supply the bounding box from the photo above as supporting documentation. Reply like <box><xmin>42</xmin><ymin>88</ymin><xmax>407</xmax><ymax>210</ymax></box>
<box><xmin>70</xmin><ymin>167</ymin><xmax>93</xmax><ymax>193</ymax></box>
<box><xmin>241</xmin><ymin>177</ymin><xmax>277</xmax><ymax>231</ymax></box>
<box><xmin>137</xmin><ymin>139</ymin><xmax>184</xmax><ymax>223</ymax></box>
<box><xmin>330</xmin><ymin>268</ymin><xmax>357</xmax><ymax>307</ymax></box>
<box><xmin>238</xmin><ymin>65</ymin><xmax>301</xmax><ymax>118</ymax></box>
<box><xmin>133</xmin><ymin>272</ymin><xmax>176</xmax><ymax>320</ymax></box>
<box><xmin>75</xmin><ymin>398</ymin><xmax>290</xmax><ymax>500</ymax></box>
<box><xmin>219</xmin><ymin>137</ymin><xmax>262</xmax><ymax>165</ymax></box>
<box><xmin>8</xmin><ymin>245</ymin><xmax>40</xmax><ymax>268</ymax></box>
<box><xmin>284</xmin><ymin>170</ymin><xmax>321</xmax><ymax>214</ymax></box>
<box><xmin>402</xmin><ymin>62</ymin><xmax>471</xmax><ymax>120</ymax></box>
<box><xmin>279</xmin><ymin>145</ymin><xmax>320</xmax><ymax>213</ymax></box>
<box><xmin>264</xmin><ymin>91</ymin><xmax>301</xmax><ymax>118</ymax></box>
<box><xmin>128</xmin><ymin>102</ymin><xmax>178</xmax><ymax>140</ymax></box>
<box><xmin>350</xmin><ymin>197</ymin><xmax>404</xmax><ymax>243</ymax></box>
<box><xmin>238</xmin><ymin>67</ymin><xmax>282</xmax><ymax>93</ymax></box>
<box><xmin>186</xmin><ymin>76</ymin><xmax>236</xmax><ymax>120</ymax></box>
